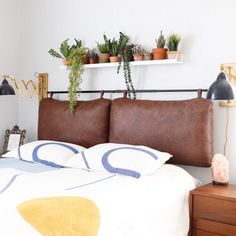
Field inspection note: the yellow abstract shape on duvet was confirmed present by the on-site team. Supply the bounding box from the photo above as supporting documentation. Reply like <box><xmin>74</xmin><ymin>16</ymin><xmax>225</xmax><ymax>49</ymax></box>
<box><xmin>17</xmin><ymin>196</ymin><xmax>100</xmax><ymax>236</ymax></box>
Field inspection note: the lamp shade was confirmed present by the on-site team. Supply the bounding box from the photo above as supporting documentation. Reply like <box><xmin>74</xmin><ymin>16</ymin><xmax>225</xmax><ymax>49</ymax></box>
<box><xmin>206</xmin><ymin>72</ymin><xmax>234</xmax><ymax>100</ymax></box>
<box><xmin>0</xmin><ymin>79</ymin><xmax>15</xmax><ymax>95</ymax></box>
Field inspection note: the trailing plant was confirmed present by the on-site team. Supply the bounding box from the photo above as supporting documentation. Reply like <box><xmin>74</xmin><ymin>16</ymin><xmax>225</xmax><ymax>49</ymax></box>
<box><xmin>96</xmin><ymin>34</ymin><xmax>111</xmax><ymax>53</ymax></box>
<box><xmin>49</xmin><ymin>38</ymin><xmax>82</xmax><ymax>60</ymax></box>
<box><xmin>117</xmin><ymin>32</ymin><xmax>136</xmax><ymax>99</ymax></box>
<box><xmin>166</xmin><ymin>33</ymin><xmax>181</xmax><ymax>51</ymax></box>
<box><xmin>155</xmin><ymin>30</ymin><xmax>166</xmax><ymax>48</ymax></box>
<box><xmin>49</xmin><ymin>38</ymin><xmax>85</xmax><ymax>112</ymax></box>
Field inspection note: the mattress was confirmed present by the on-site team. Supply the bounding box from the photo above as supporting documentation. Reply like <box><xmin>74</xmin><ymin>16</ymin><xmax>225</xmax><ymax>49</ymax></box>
<box><xmin>0</xmin><ymin>158</ymin><xmax>196</xmax><ymax>236</ymax></box>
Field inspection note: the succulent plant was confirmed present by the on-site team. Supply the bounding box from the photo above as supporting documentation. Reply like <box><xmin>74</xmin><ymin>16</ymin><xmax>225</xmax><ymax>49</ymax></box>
<box><xmin>109</xmin><ymin>39</ymin><xmax>121</xmax><ymax>56</ymax></box>
<box><xmin>167</xmin><ymin>33</ymin><xmax>181</xmax><ymax>51</ymax></box>
<box><xmin>155</xmin><ymin>31</ymin><xmax>166</xmax><ymax>48</ymax></box>
<box><xmin>89</xmin><ymin>48</ymin><xmax>98</xmax><ymax>59</ymax></box>
<box><xmin>96</xmin><ymin>34</ymin><xmax>111</xmax><ymax>53</ymax></box>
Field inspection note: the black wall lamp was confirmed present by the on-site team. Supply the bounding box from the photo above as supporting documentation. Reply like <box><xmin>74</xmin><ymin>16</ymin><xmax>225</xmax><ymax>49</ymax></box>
<box><xmin>207</xmin><ymin>64</ymin><xmax>235</xmax><ymax>156</ymax></box>
<box><xmin>0</xmin><ymin>78</ymin><xmax>15</xmax><ymax>95</ymax></box>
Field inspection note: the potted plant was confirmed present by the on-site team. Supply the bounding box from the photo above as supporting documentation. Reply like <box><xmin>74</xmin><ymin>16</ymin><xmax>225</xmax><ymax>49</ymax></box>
<box><xmin>96</xmin><ymin>34</ymin><xmax>111</xmax><ymax>63</ymax></box>
<box><xmin>89</xmin><ymin>48</ymin><xmax>99</xmax><ymax>64</ymax></box>
<box><xmin>109</xmin><ymin>38</ymin><xmax>121</xmax><ymax>62</ymax></box>
<box><xmin>117</xmin><ymin>32</ymin><xmax>136</xmax><ymax>99</ymax></box>
<box><xmin>143</xmin><ymin>50</ymin><xmax>153</xmax><ymax>60</ymax></box>
<box><xmin>152</xmin><ymin>31</ymin><xmax>167</xmax><ymax>60</ymax></box>
<box><xmin>132</xmin><ymin>44</ymin><xmax>144</xmax><ymax>61</ymax></box>
<box><xmin>83</xmin><ymin>48</ymin><xmax>90</xmax><ymax>64</ymax></box>
<box><xmin>166</xmin><ymin>33</ymin><xmax>181</xmax><ymax>59</ymax></box>
<box><xmin>49</xmin><ymin>38</ymin><xmax>85</xmax><ymax>112</ymax></box>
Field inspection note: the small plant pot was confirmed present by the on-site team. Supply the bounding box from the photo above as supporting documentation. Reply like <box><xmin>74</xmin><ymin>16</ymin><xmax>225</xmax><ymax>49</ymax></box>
<box><xmin>63</xmin><ymin>59</ymin><xmax>69</xmax><ymax>66</ymax></box>
<box><xmin>133</xmin><ymin>54</ymin><xmax>144</xmax><ymax>61</ymax></box>
<box><xmin>89</xmin><ymin>58</ymin><xmax>98</xmax><ymax>64</ymax></box>
<box><xmin>144</xmin><ymin>54</ymin><xmax>153</xmax><ymax>61</ymax></box>
<box><xmin>109</xmin><ymin>56</ymin><xmax>120</xmax><ymax>63</ymax></box>
<box><xmin>99</xmin><ymin>53</ymin><xmax>110</xmax><ymax>63</ymax></box>
<box><xmin>167</xmin><ymin>51</ymin><xmax>180</xmax><ymax>60</ymax></box>
<box><xmin>82</xmin><ymin>53</ymin><xmax>90</xmax><ymax>64</ymax></box>
<box><xmin>152</xmin><ymin>48</ymin><xmax>168</xmax><ymax>60</ymax></box>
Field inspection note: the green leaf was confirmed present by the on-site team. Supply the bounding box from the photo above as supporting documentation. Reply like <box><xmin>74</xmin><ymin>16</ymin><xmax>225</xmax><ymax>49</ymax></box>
<box><xmin>48</xmin><ymin>49</ymin><xmax>63</xmax><ymax>59</ymax></box>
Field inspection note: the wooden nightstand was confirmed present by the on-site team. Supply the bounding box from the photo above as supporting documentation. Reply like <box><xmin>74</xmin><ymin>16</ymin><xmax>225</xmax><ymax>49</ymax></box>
<box><xmin>189</xmin><ymin>184</ymin><xmax>236</xmax><ymax>236</ymax></box>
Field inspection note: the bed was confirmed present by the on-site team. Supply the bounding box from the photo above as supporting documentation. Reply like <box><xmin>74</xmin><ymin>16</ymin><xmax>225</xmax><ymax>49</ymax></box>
<box><xmin>0</xmin><ymin>94</ymin><xmax>213</xmax><ymax>236</ymax></box>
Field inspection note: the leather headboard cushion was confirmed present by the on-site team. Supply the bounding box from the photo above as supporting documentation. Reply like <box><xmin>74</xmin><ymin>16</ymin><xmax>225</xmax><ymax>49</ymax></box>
<box><xmin>109</xmin><ymin>98</ymin><xmax>213</xmax><ymax>167</ymax></box>
<box><xmin>38</xmin><ymin>98</ymin><xmax>111</xmax><ymax>148</ymax></box>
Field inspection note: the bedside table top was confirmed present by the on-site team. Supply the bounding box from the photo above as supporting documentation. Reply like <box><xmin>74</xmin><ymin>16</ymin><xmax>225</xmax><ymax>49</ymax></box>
<box><xmin>191</xmin><ymin>183</ymin><xmax>236</xmax><ymax>201</ymax></box>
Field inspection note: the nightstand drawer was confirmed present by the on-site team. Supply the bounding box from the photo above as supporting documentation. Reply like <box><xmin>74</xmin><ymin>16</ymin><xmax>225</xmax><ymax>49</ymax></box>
<box><xmin>195</xmin><ymin>229</ymin><xmax>220</xmax><ymax>236</ymax></box>
<box><xmin>193</xmin><ymin>195</ymin><xmax>236</xmax><ymax>225</ymax></box>
<box><xmin>194</xmin><ymin>218</ymin><xmax>236</xmax><ymax>236</ymax></box>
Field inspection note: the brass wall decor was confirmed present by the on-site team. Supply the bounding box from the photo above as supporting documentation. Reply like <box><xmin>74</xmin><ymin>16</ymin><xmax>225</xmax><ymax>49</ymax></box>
<box><xmin>3</xmin><ymin>73</ymin><xmax>48</xmax><ymax>100</ymax></box>
<box><xmin>219</xmin><ymin>63</ymin><xmax>236</xmax><ymax>107</ymax></box>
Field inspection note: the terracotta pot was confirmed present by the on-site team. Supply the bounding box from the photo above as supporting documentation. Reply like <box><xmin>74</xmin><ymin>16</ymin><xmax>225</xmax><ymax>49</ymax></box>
<box><xmin>133</xmin><ymin>54</ymin><xmax>144</xmax><ymax>61</ymax></box>
<box><xmin>89</xmin><ymin>58</ymin><xmax>98</xmax><ymax>64</ymax></box>
<box><xmin>99</xmin><ymin>53</ymin><xmax>110</xmax><ymax>63</ymax></box>
<box><xmin>63</xmin><ymin>59</ymin><xmax>69</xmax><ymax>66</ymax></box>
<box><xmin>167</xmin><ymin>51</ymin><xmax>180</xmax><ymax>60</ymax></box>
<box><xmin>144</xmin><ymin>54</ymin><xmax>153</xmax><ymax>61</ymax></box>
<box><xmin>82</xmin><ymin>53</ymin><xmax>90</xmax><ymax>64</ymax></box>
<box><xmin>109</xmin><ymin>56</ymin><xmax>120</xmax><ymax>63</ymax></box>
<box><xmin>152</xmin><ymin>48</ymin><xmax>168</xmax><ymax>60</ymax></box>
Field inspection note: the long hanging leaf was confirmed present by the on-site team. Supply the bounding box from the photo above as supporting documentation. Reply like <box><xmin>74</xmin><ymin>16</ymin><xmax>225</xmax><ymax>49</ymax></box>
<box><xmin>48</xmin><ymin>49</ymin><xmax>63</xmax><ymax>59</ymax></box>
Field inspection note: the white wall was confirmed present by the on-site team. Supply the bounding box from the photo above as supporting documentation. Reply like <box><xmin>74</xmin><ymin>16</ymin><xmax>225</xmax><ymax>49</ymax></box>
<box><xmin>0</xmin><ymin>0</ymin><xmax>20</xmax><ymax>150</ymax></box>
<box><xmin>0</xmin><ymin>96</ymin><xmax>18</xmax><ymax>151</ymax></box>
<box><xmin>15</xmin><ymin>0</ymin><xmax>236</xmax><ymax>184</ymax></box>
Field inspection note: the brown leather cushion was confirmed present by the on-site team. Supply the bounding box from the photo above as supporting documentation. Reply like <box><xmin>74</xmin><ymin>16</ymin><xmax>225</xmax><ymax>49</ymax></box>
<box><xmin>38</xmin><ymin>98</ymin><xmax>111</xmax><ymax>148</ymax></box>
<box><xmin>109</xmin><ymin>98</ymin><xmax>213</xmax><ymax>167</ymax></box>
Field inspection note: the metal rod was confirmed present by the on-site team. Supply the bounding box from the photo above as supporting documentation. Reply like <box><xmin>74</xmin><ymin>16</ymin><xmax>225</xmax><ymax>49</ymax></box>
<box><xmin>47</xmin><ymin>89</ymin><xmax>208</xmax><ymax>94</ymax></box>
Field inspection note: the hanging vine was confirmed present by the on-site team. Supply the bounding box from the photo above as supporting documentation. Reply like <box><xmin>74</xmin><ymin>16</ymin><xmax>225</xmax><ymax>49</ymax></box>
<box><xmin>49</xmin><ymin>39</ymin><xmax>85</xmax><ymax>112</ymax></box>
<box><xmin>117</xmin><ymin>32</ymin><xmax>136</xmax><ymax>99</ymax></box>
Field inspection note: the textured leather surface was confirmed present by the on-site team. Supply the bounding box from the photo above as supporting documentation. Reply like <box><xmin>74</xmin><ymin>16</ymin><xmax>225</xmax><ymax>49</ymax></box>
<box><xmin>38</xmin><ymin>98</ymin><xmax>111</xmax><ymax>148</ymax></box>
<box><xmin>109</xmin><ymin>98</ymin><xmax>213</xmax><ymax>167</ymax></box>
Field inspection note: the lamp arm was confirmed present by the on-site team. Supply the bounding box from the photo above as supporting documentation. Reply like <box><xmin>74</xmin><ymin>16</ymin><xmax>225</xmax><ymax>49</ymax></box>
<box><xmin>224</xmin><ymin>107</ymin><xmax>229</xmax><ymax>156</ymax></box>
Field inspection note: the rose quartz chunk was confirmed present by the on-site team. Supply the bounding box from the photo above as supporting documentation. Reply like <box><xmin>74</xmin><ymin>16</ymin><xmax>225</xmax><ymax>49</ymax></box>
<box><xmin>212</xmin><ymin>153</ymin><xmax>229</xmax><ymax>185</ymax></box>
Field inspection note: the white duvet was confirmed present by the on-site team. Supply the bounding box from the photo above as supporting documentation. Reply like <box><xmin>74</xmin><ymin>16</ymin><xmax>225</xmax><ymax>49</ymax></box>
<box><xmin>0</xmin><ymin>158</ymin><xmax>196</xmax><ymax>236</ymax></box>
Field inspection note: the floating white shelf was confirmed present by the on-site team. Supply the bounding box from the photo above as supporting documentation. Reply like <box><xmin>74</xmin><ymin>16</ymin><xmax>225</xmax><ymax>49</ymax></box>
<box><xmin>84</xmin><ymin>58</ymin><xmax>183</xmax><ymax>69</ymax></box>
<box><xmin>59</xmin><ymin>56</ymin><xmax>183</xmax><ymax>70</ymax></box>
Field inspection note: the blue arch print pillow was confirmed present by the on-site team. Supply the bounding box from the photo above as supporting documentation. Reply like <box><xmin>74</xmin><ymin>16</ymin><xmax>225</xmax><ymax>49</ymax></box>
<box><xmin>65</xmin><ymin>143</ymin><xmax>172</xmax><ymax>178</ymax></box>
<box><xmin>2</xmin><ymin>140</ymin><xmax>86</xmax><ymax>167</ymax></box>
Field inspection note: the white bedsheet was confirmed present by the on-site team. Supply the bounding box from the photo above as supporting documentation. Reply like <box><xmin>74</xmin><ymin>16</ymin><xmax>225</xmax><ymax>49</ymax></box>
<box><xmin>0</xmin><ymin>158</ymin><xmax>196</xmax><ymax>236</ymax></box>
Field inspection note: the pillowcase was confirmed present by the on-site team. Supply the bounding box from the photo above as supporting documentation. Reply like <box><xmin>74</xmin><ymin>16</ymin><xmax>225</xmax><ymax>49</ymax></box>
<box><xmin>65</xmin><ymin>143</ymin><xmax>172</xmax><ymax>178</ymax></box>
<box><xmin>2</xmin><ymin>140</ymin><xmax>86</xmax><ymax>167</ymax></box>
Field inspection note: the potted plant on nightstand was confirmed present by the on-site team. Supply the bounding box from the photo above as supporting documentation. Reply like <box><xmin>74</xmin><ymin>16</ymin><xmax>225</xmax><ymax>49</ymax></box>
<box><xmin>96</xmin><ymin>34</ymin><xmax>111</xmax><ymax>63</ymax></box>
<box><xmin>49</xmin><ymin>38</ymin><xmax>86</xmax><ymax>112</ymax></box>
<box><xmin>166</xmin><ymin>33</ymin><xmax>181</xmax><ymax>60</ymax></box>
<box><xmin>152</xmin><ymin>31</ymin><xmax>167</xmax><ymax>60</ymax></box>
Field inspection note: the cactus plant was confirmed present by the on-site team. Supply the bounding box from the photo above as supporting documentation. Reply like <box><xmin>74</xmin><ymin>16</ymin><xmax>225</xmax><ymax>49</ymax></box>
<box><xmin>155</xmin><ymin>31</ymin><xmax>166</xmax><ymax>48</ymax></box>
<box><xmin>167</xmin><ymin>33</ymin><xmax>181</xmax><ymax>51</ymax></box>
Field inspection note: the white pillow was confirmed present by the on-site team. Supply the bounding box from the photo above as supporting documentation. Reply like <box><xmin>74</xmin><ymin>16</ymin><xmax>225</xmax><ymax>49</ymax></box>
<box><xmin>2</xmin><ymin>140</ymin><xmax>86</xmax><ymax>167</ymax></box>
<box><xmin>65</xmin><ymin>143</ymin><xmax>172</xmax><ymax>178</ymax></box>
